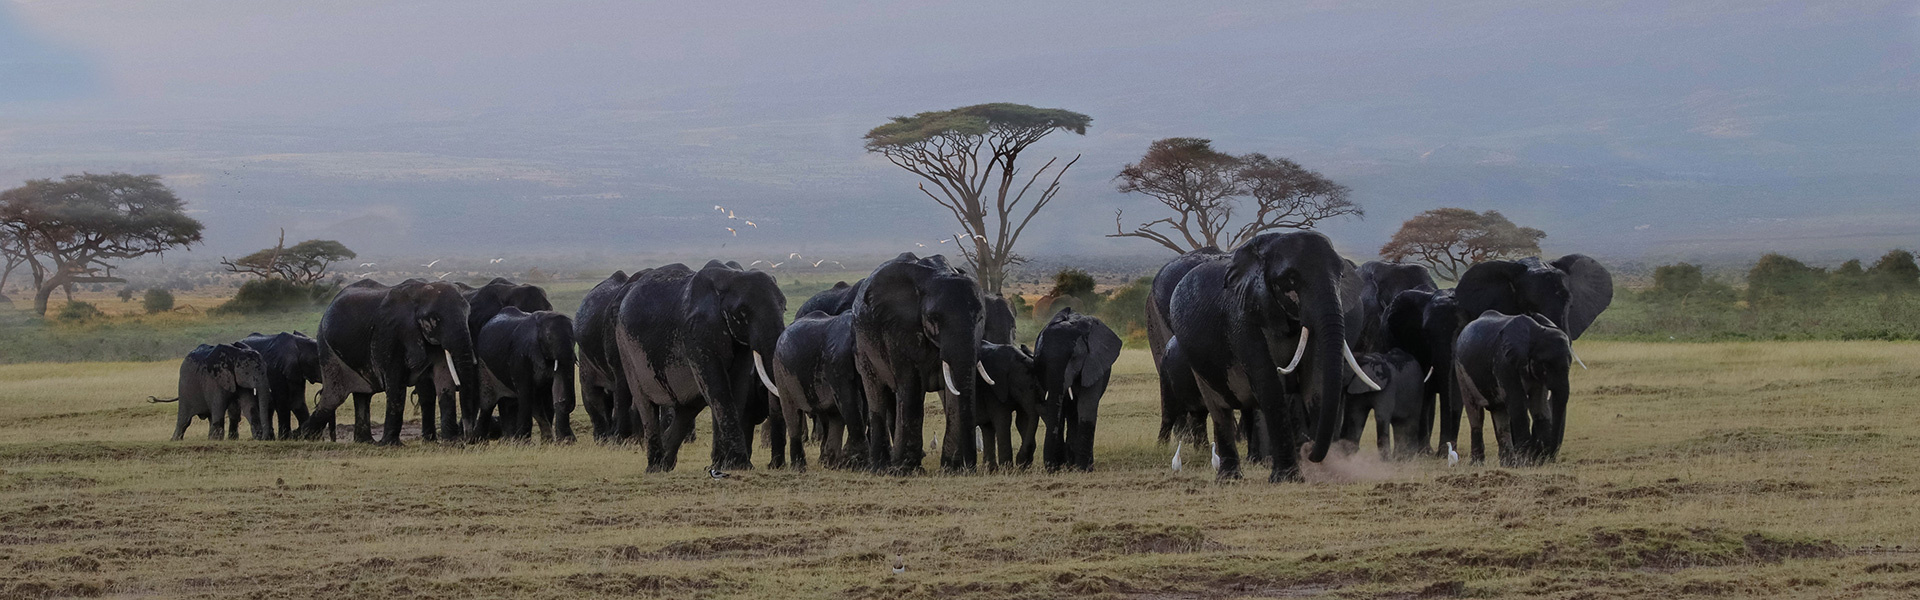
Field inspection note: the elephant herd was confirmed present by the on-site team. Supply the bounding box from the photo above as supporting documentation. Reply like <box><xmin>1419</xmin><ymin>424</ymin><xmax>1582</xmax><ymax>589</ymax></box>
<box><xmin>157</xmin><ymin>253</ymin><xmax>1124</xmax><ymax>476</ymax></box>
<box><xmin>157</xmin><ymin>231</ymin><xmax>1610</xmax><ymax>481</ymax></box>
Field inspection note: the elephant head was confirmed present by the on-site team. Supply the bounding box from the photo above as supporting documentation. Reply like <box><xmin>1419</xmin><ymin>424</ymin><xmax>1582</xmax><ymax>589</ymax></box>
<box><xmin>386</xmin><ymin>280</ymin><xmax>480</xmax><ymax>404</ymax></box>
<box><xmin>982</xmin><ymin>294</ymin><xmax>1017</xmax><ymax>345</ymax></box>
<box><xmin>464</xmin><ymin>278</ymin><xmax>554</xmax><ymax>335</ymax></box>
<box><xmin>1034</xmin><ymin>308</ymin><xmax>1123</xmax><ymax>401</ymax></box>
<box><xmin>976</xmin><ymin>341</ymin><xmax>1042</xmax><ymax>409</ymax></box>
<box><xmin>1456</xmin><ymin>255</ymin><xmax>1613</xmax><ymax>340</ymax></box>
<box><xmin>690</xmin><ymin>261</ymin><xmax>788</xmax><ymax>399</ymax></box>
<box><xmin>1491</xmin><ymin>312</ymin><xmax>1573</xmax><ymax>460</ymax></box>
<box><xmin>1224</xmin><ymin>231</ymin><xmax>1377</xmax><ymax>463</ymax></box>
<box><xmin>209</xmin><ymin>343</ymin><xmax>273</xmax><ymax>399</ymax></box>
<box><xmin>1356</xmin><ymin>261</ymin><xmax>1437</xmax><ymax>352</ymax></box>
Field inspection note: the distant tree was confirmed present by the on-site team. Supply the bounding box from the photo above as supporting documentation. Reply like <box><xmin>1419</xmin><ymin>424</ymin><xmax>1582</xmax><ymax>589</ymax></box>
<box><xmin>1049</xmin><ymin>268</ymin><xmax>1097</xmax><ymax>300</ymax></box>
<box><xmin>1867</xmin><ymin>249</ymin><xmax>1919</xmax><ymax>292</ymax></box>
<box><xmin>1746</xmin><ymin>253</ymin><xmax>1826</xmax><ymax>305</ymax></box>
<box><xmin>1647</xmin><ymin>263</ymin><xmax>1704</xmax><ymax>302</ymax></box>
<box><xmin>865</xmin><ymin>103</ymin><xmax>1091</xmax><ymax>294</ymax></box>
<box><xmin>1109</xmin><ymin>138</ymin><xmax>1358</xmax><ymax>253</ymax></box>
<box><xmin>142</xmin><ymin>288</ymin><xmax>175</xmax><ymax>314</ymax></box>
<box><xmin>117</xmin><ymin>285</ymin><xmax>137</xmax><ymax>302</ymax></box>
<box><xmin>0</xmin><ymin>173</ymin><xmax>205</xmax><ymax>315</ymax></box>
<box><xmin>1830</xmin><ymin>259</ymin><xmax>1869</xmax><ymax>295</ymax></box>
<box><xmin>221</xmin><ymin>230</ymin><xmax>356</xmax><ymax>285</ymax></box>
<box><xmin>56</xmin><ymin>300</ymin><xmax>103</xmax><ymax>322</ymax></box>
<box><xmin>1379</xmin><ymin>208</ymin><xmax>1545</xmax><ymax>280</ymax></box>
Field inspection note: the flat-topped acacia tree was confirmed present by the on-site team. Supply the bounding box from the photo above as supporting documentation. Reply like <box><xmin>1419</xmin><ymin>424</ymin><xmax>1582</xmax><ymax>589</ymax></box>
<box><xmin>0</xmin><ymin>173</ymin><xmax>204</xmax><ymax>315</ymax></box>
<box><xmin>864</xmin><ymin>103</ymin><xmax>1090</xmax><ymax>294</ymax></box>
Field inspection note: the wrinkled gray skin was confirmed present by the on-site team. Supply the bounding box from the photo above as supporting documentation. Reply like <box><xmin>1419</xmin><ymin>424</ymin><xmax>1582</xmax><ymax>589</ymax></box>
<box><xmin>474</xmin><ymin>307</ymin><xmax>578</xmax><ymax>443</ymax></box>
<box><xmin>771</xmin><ymin>310</ymin><xmax>868</xmax><ymax>471</ymax></box>
<box><xmin>153</xmin><ymin>343</ymin><xmax>273</xmax><ymax>441</ymax></box>
<box><xmin>1355</xmin><ymin>262</ymin><xmax>1437</xmax><ymax>354</ymax></box>
<box><xmin>1032</xmin><ymin>308</ymin><xmax>1123</xmax><ymax>471</ymax></box>
<box><xmin>1147</xmin><ymin>246</ymin><xmax>1226</xmax><ymax>446</ymax></box>
<box><xmin>852</xmin><ymin>253</ymin><xmax>984</xmax><ymax>474</ymax></box>
<box><xmin>973</xmin><ymin>341</ymin><xmax>1041</xmax><ymax>470</ymax></box>
<box><xmin>574</xmin><ymin>269</ymin><xmax>643</xmax><ymax>442</ymax></box>
<box><xmin>1444</xmin><ymin>255</ymin><xmax>1611</xmax><ymax>456</ymax></box>
<box><xmin>1454</xmin><ymin>311</ymin><xmax>1573</xmax><ymax>467</ymax></box>
<box><xmin>1384</xmin><ymin>288</ymin><xmax>1461</xmax><ymax>457</ymax></box>
<box><xmin>296</xmin><ymin>279</ymin><xmax>480</xmax><ymax>445</ymax></box>
<box><xmin>1338</xmin><ymin>349</ymin><xmax>1426</xmax><ymax>460</ymax></box>
<box><xmin>982</xmin><ymin>294</ymin><xmax>1017</xmax><ymax>345</ymax></box>
<box><xmin>235</xmin><ymin>331</ymin><xmax>321</xmax><ymax>440</ymax></box>
<box><xmin>615</xmin><ymin>261</ymin><xmax>787</xmax><ymax>472</ymax></box>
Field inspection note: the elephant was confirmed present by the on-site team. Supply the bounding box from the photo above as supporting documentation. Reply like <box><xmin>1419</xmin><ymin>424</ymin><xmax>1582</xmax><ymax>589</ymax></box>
<box><xmin>1147</xmin><ymin>247</ymin><xmax>1226</xmax><ymax>446</ymax></box>
<box><xmin>473</xmin><ymin>307</ymin><xmax>578</xmax><ymax>443</ymax></box>
<box><xmin>462</xmin><ymin>278</ymin><xmax>553</xmax><ymax>335</ymax></box>
<box><xmin>770</xmin><ymin>310</ymin><xmax>869</xmax><ymax>471</ymax></box>
<box><xmin>234</xmin><ymin>331</ymin><xmax>322</xmax><ymax>440</ymax></box>
<box><xmin>1337</xmin><ymin>348</ymin><xmax>1426</xmax><ymax>460</ymax></box>
<box><xmin>575</xmin><ymin>269</ymin><xmax>645</xmax><ymax>442</ymax></box>
<box><xmin>1032</xmin><ymin>308</ymin><xmax>1122</xmax><ymax>471</ymax></box>
<box><xmin>973</xmin><ymin>341</ymin><xmax>1041</xmax><ymax>470</ymax></box>
<box><xmin>614</xmin><ymin>261</ymin><xmax>786</xmax><ymax>472</ymax></box>
<box><xmin>294</xmin><ymin>279</ymin><xmax>480</xmax><ymax>444</ymax></box>
<box><xmin>798</xmin><ymin>280</ymin><xmax>861</xmax><ymax>316</ymax></box>
<box><xmin>1355</xmin><ymin>261</ymin><xmax>1437</xmax><ymax>353</ymax></box>
<box><xmin>1456</xmin><ymin>255</ymin><xmax>1613</xmax><ymax>342</ymax></box>
<box><xmin>1454</xmin><ymin>311</ymin><xmax>1573</xmax><ymax>466</ymax></box>
<box><xmin>152</xmin><ymin>343</ymin><xmax>273</xmax><ymax>441</ymax></box>
<box><xmin>1166</xmin><ymin>231</ymin><xmax>1381</xmax><ymax>482</ymax></box>
<box><xmin>851</xmin><ymin>253</ymin><xmax>985</xmax><ymax>474</ymax></box>
<box><xmin>1384</xmin><ymin>288</ymin><xmax>1463</xmax><ymax>456</ymax></box>
<box><xmin>982</xmin><ymin>294</ymin><xmax>1017</xmax><ymax>345</ymax></box>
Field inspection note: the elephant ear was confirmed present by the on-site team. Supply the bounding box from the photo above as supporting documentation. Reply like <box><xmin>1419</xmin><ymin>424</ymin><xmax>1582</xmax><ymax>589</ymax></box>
<box><xmin>1074</xmin><ymin>319</ymin><xmax>1125</xmax><ymax>389</ymax></box>
<box><xmin>1337</xmin><ymin>258</ymin><xmax>1366</xmax><ymax>345</ymax></box>
<box><xmin>1550</xmin><ymin>254</ymin><xmax>1613</xmax><ymax>340</ymax></box>
<box><xmin>1384</xmin><ymin>289</ymin><xmax>1434</xmax><ymax>362</ymax></box>
<box><xmin>1455</xmin><ymin>260</ymin><xmax>1529</xmax><ymax>321</ymax></box>
<box><xmin>1345</xmin><ymin>357</ymin><xmax>1386</xmax><ymax>395</ymax></box>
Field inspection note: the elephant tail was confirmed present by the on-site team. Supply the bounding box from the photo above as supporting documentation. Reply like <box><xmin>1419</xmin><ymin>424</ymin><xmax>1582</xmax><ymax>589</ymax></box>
<box><xmin>148</xmin><ymin>395</ymin><xmax>179</xmax><ymax>403</ymax></box>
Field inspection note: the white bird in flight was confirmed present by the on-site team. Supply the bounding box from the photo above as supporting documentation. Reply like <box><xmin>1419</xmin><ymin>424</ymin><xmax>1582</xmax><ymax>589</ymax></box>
<box><xmin>358</xmin><ymin>262</ymin><xmax>376</xmax><ymax>268</ymax></box>
<box><xmin>750</xmin><ymin>260</ymin><xmax>767</xmax><ymax>267</ymax></box>
<box><xmin>436</xmin><ymin>272</ymin><xmax>453</xmax><ymax>280</ymax></box>
<box><xmin>727</xmin><ymin>210</ymin><xmax>736</xmax><ymax>219</ymax></box>
<box><xmin>422</xmin><ymin>259</ymin><xmax>441</xmax><ymax>268</ymax></box>
<box><xmin>726</xmin><ymin>227</ymin><xmax>737</xmax><ymax>236</ymax></box>
<box><xmin>938</xmin><ymin>239</ymin><xmax>949</xmax><ymax>244</ymax></box>
<box><xmin>915</xmin><ymin>243</ymin><xmax>925</xmax><ymax>247</ymax></box>
<box><xmin>488</xmin><ymin>258</ymin><xmax>504</xmax><ymax>264</ymax></box>
<box><xmin>356</xmin><ymin>272</ymin><xmax>376</xmax><ymax>278</ymax></box>
<box><xmin>789</xmin><ymin>253</ymin><xmax>801</xmax><ymax>259</ymax></box>
<box><xmin>713</xmin><ymin>205</ymin><xmax>723</xmax><ymax>211</ymax></box>
<box><xmin>810</xmin><ymin>259</ymin><xmax>825</xmax><ymax>267</ymax></box>
<box><xmin>769</xmin><ymin>262</ymin><xmax>783</xmax><ymax>268</ymax></box>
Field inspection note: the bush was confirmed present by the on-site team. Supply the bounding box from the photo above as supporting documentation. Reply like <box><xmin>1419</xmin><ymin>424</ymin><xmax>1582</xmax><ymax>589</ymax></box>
<box><xmin>56</xmin><ymin>301</ymin><xmax>104</xmax><ymax>322</ymax></box>
<box><xmin>1050</xmin><ymin>268</ymin><xmax>1096</xmax><ymax>299</ymax></box>
<box><xmin>216</xmin><ymin>279</ymin><xmax>340</xmax><ymax>314</ymax></box>
<box><xmin>1867</xmin><ymin>249</ymin><xmax>1919</xmax><ymax>292</ymax></box>
<box><xmin>1746</xmin><ymin>253</ymin><xmax>1826</xmax><ymax>306</ymax></box>
<box><xmin>1097</xmin><ymin>276</ymin><xmax>1152</xmax><ymax>335</ymax></box>
<box><xmin>117</xmin><ymin>286</ymin><xmax>137</xmax><ymax>302</ymax></box>
<box><xmin>142</xmin><ymin>288</ymin><xmax>175</xmax><ymax>314</ymax></box>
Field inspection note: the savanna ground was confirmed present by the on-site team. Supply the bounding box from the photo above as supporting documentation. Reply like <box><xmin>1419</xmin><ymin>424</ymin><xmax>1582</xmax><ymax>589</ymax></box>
<box><xmin>3</xmin><ymin>340</ymin><xmax>1919</xmax><ymax>599</ymax></box>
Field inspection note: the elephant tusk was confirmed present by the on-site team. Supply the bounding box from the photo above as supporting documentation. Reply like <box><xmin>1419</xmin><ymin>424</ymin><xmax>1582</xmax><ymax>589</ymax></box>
<box><xmin>1571</xmin><ymin>347</ymin><xmax>1588</xmax><ymax>370</ymax></box>
<box><xmin>1342</xmin><ymin>341</ymin><xmax>1382</xmax><ymax>392</ymax></box>
<box><xmin>752</xmin><ymin>351</ymin><xmax>781</xmax><ymax>398</ymax></box>
<box><xmin>941</xmin><ymin>362</ymin><xmax>962</xmax><ymax>396</ymax></box>
<box><xmin>553</xmin><ymin>360</ymin><xmax>560</xmax><ymax>373</ymax></box>
<box><xmin>1277</xmin><ymin>327</ymin><xmax>1310</xmax><ymax>375</ymax></box>
<box><xmin>1424</xmin><ymin>366</ymin><xmax>1434</xmax><ymax>383</ymax></box>
<box><xmin>975</xmin><ymin>362</ymin><xmax>996</xmax><ymax>386</ymax></box>
<box><xmin>444</xmin><ymin>350</ymin><xmax>462</xmax><ymax>387</ymax></box>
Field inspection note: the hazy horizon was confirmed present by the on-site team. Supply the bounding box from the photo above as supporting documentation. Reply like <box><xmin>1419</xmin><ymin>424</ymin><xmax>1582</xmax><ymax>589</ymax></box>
<box><xmin>4</xmin><ymin>1</ymin><xmax>1915</xmax><ymax>268</ymax></box>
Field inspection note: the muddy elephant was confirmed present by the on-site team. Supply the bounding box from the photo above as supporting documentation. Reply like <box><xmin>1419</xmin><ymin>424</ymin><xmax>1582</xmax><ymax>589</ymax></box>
<box><xmin>851</xmin><ymin>253</ymin><xmax>985</xmax><ymax>474</ymax></box>
<box><xmin>1455</xmin><ymin>311</ymin><xmax>1573</xmax><ymax>466</ymax></box>
<box><xmin>234</xmin><ymin>331</ymin><xmax>321</xmax><ymax>440</ymax></box>
<box><xmin>295</xmin><ymin>279</ymin><xmax>480</xmax><ymax>445</ymax></box>
<box><xmin>1147</xmin><ymin>247</ymin><xmax>1226</xmax><ymax>446</ymax></box>
<box><xmin>474</xmin><ymin>307</ymin><xmax>578</xmax><ymax>443</ymax></box>
<box><xmin>152</xmin><ymin>343</ymin><xmax>273</xmax><ymax>441</ymax></box>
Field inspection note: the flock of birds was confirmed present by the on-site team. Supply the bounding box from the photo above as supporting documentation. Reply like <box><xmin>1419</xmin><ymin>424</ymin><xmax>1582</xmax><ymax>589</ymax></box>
<box><xmin>348</xmin><ymin>257</ymin><xmax>513</xmax><ymax>281</ymax></box>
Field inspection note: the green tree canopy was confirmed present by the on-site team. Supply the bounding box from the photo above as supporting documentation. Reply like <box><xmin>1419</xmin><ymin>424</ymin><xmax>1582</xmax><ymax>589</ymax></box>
<box><xmin>0</xmin><ymin>173</ymin><xmax>204</xmax><ymax>315</ymax></box>
<box><xmin>1110</xmin><ymin>138</ymin><xmax>1358</xmax><ymax>253</ymax></box>
<box><xmin>1867</xmin><ymin>249</ymin><xmax>1919</xmax><ymax>292</ymax></box>
<box><xmin>1378</xmin><ymin>208</ymin><xmax>1545</xmax><ymax>280</ymax></box>
<box><xmin>864</xmin><ymin>103</ymin><xmax>1091</xmax><ymax>294</ymax></box>
<box><xmin>1746</xmin><ymin>253</ymin><xmax>1826</xmax><ymax>305</ymax></box>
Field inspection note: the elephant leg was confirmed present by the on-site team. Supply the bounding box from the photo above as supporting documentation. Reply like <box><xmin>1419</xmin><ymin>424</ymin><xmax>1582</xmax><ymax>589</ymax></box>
<box><xmin>765</xmin><ymin>397</ymin><xmax>786</xmax><ymax>470</ymax></box>
<box><xmin>1506</xmin><ymin>404</ymin><xmax>1533</xmax><ymax>466</ymax></box>
<box><xmin>1013</xmin><ymin>409</ymin><xmax>1039</xmax><ymax>469</ymax></box>
<box><xmin>1375</xmin><ymin>406</ymin><xmax>1394</xmax><ymax>461</ymax></box>
<box><xmin>208</xmin><ymin>395</ymin><xmax>229</xmax><ymax>441</ymax></box>
<box><xmin>512</xmin><ymin>381</ymin><xmax>540</xmax><ymax>442</ymax></box>
<box><xmin>659</xmin><ymin>404</ymin><xmax>702</xmax><ymax>472</ymax></box>
<box><xmin>224</xmin><ymin>397</ymin><xmax>242</xmax><ymax>440</ymax></box>
<box><xmin>1341</xmin><ymin>399</ymin><xmax>1371</xmax><ymax>455</ymax></box>
<box><xmin>1439</xmin><ymin>369</ymin><xmax>1464</xmax><ymax>460</ymax></box>
<box><xmin>1466</xmin><ymin>401</ymin><xmax>1487</xmax><ymax>465</ymax></box>
<box><xmin>173</xmin><ymin>407</ymin><xmax>192</xmax><ymax>441</ymax></box>
<box><xmin>862</xmin><ymin>378</ymin><xmax>894</xmax><ymax>474</ymax></box>
<box><xmin>1490</xmin><ymin>406</ymin><xmax>1518</xmax><ymax>468</ymax></box>
<box><xmin>1041</xmin><ymin>396</ymin><xmax>1067</xmax><ymax>472</ymax></box>
<box><xmin>786</xmin><ymin>408</ymin><xmax>809</xmax><ymax>473</ymax></box>
<box><xmin>472</xmin><ymin>391</ymin><xmax>504</xmax><ymax>445</ymax></box>
<box><xmin>1073</xmin><ymin>380</ymin><xmax>1105</xmax><ymax>471</ymax></box>
<box><xmin>419</xmin><ymin>383</ymin><xmax>442</xmax><ymax>443</ymax></box>
<box><xmin>378</xmin><ymin>373</ymin><xmax>407</xmax><ymax>446</ymax></box>
<box><xmin>611</xmin><ymin>386</ymin><xmax>634</xmax><ymax>443</ymax></box>
<box><xmin>288</xmin><ymin>387</ymin><xmax>311</xmax><ymax>440</ymax></box>
<box><xmin>1548</xmin><ymin>389</ymin><xmax>1569</xmax><ymax>463</ymax></box>
<box><xmin>1208</xmin><ymin>405</ymin><xmax>1242</xmax><ymax>480</ymax></box>
<box><xmin>580</xmin><ymin>377</ymin><xmax>612</xmax><ymax>443</ymax></box>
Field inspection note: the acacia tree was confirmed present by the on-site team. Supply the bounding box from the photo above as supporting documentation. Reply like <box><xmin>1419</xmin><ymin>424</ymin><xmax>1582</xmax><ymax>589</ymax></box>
<box><xmin>221</xmin><ymin>230</ymin><xmax>355</xmax><ymax>284</ymax></box>
<box><xmin>1109</xmin><ymin>138</ymin><xmax>1358</xmax><ymax>253</ymax></box>
<box><xmin>864</xmin><ymin>103</ymin><xmax>1090</xmax><ymax>293</ymax></box>
<box><xmin>1378</xmin><ymin>208</ymin><xmax>1544</xmax><ymax>280</ymax></box>
<box><xmin>0</xmin><ymin>173</ymin><xmax>204</xmax><ymax>315</ymax></box>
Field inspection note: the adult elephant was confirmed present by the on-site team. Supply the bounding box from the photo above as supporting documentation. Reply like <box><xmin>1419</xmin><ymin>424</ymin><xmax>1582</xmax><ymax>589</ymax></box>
<box><xmin>474</xmin><ymin>307</ymin><xmax>578</xmax><ymax>442</ymax></box>
<box><xmin>798</xmin><ymin>280</ymin><xmax>861</xmax><ymax>316</ymax></box>
<box><xmin>1167</xmin><ymin>231</ymin><xmax>1380</xmax><ymax>482</ymax></box>
<box><xmin>982</xmin><ymin>294</ymin><xmax>1017</xmax><ymax>345</ymax></box>
<box><xmin>1355</xmin><ymin>261</ymin><xmax>1437</xmax><ymax>353</ymax></box>
<box><xmin>770</xmin><ymin>310</ymin><xmax>868</xmax><ymax>471</ymax></box>
<box><xmin>235</xmin><ymin>331</ymin><xmax>321</xmax><ymax>440</ymax></box>
<box><xmin>1454</xmin><ymin>311</ymin><xmax>1573</xmax><ymax>466</ymax></box>
<box><xmin>851</xmin><ymin>253</ymin><xmax>985</xmax><ymax>474</ymax></box>
<box><xmin>575</xmin><ymin>269</ymin><xmax>644</xmax><ymax>442</ymax></box>
<box><xmin>1032</xmin><ymin>308</ymin><xmax>1122</xmax><ymax>471</ymax></box>
<box><xmin>294</xmin><ymin>279</ymin><xmax>479</xmax><ymax>444</ymax></box>
<box><xmin>1384</xmin><ymin>288</ymin><xmax>1463</xmax><ymax>455</ymax></box>
<box><xmin>615</xmin><ymin>261</ymin><xmax>786</xmax><ymax>472</ymax></box>
<box><xmin>151</xmin><ymin>343</ymin><xmax>273</xmax><ymax>441</ymax></box>
<box><xmin>1147</xmin><ymin>247</ymin><xmax>1226</xmax><ymax>445</ymax></box>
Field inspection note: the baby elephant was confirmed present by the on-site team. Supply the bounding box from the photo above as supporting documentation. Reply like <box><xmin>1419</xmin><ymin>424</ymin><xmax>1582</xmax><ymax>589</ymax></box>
<box><xmin>1338</xmin><ymin>348</ymin><xmax>1426</xmax><ymax>460</ymax></box>
<box><xmin>771</xmin><ymin>310</ymin><xmax>868</xmax><ymax>471</ymax></box>
<box><xmin>152</xmin><ymin>343</ymin><xmax>273</xmax><ymax>440</ymax></box>
<box><xmin>973</xmin><ymin>341</ymin><xmax>1042</xmax><ymax>470</ymax></box>
<box><xmin>1032</xmin><ymin>308</ymin><xmax>1123</xmax><ymax>471</ymax></box>
<box><xmin>474</xmin><ymin>307</ymin><xmax>579</xmax><ymax>443</ymax></box>
<box><xmin>1454</xmin><ymin>311</ymin><xmax>1573</xmax><ymax>467</ymax></box>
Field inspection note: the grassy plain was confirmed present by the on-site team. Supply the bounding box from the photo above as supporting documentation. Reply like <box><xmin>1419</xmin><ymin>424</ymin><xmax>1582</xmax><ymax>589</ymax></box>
<box><xmin>2</xmin><ymin>342</ymin><xmax>1919</xmax><ymax>599</ymax></box>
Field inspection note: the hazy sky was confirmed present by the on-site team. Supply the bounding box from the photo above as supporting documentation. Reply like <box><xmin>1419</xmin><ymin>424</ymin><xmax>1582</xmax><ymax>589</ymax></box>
<box><xmin>2</xmin><ymin>1</ymin><xmax>1915</xmax><ymax>265</ymax></box>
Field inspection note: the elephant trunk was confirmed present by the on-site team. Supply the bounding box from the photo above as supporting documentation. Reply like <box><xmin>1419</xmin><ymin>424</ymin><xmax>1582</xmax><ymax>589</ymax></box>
<box><xmin>1306</xmin><ymin>282</ymin><xmax>1350</xmax><ymax>463</ymax></box>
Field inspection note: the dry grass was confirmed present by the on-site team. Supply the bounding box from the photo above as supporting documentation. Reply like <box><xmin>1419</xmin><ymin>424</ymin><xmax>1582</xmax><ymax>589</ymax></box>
<box><xmin>2</xmin><ymin>342</ymin><xmax>1919</xmax><ymax>599</ymax></box>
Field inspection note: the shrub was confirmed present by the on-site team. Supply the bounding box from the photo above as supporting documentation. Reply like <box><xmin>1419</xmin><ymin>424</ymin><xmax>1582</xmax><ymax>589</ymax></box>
<box><xmin>142</xmin><ymin>288</ymin><xmax>175</xmax><ymax>313</ymax></box>
<box><xmin>1646</xmin><ymin>263</ymin><xmax>1704</xmax><ymax>302</ymax></box>
<box><xmin>1746</xmin><ymin>253</ymin><xmax>1825</xmax><ymax>306</ymax></box>
<box><xmin>1867</xmin><ymin>249</ymin><xmax>1919</xmax><ymax>292</ymax></box>
<box><xmin>56</xmin><ymin>301</ymin><xmax>104</xmax><ymax>322</ymax></box>
<box><xmin>117</xmin><ymin>286</ymin><xmax>137</xmax><ymax>302</ymax></box>
<box><xmin>1050</xmin><ymin>268</ymin><xmax>1096</xmax><ymax>299</ymax></box>
<box><xmin>216</xmin><ymin>279</ymin><xmax>339</xmax><ymax>314</ymax></box>
<box><xmin>1097</xmin><ymin>276</ymin><xmax>1152</xmax><ymax>334</ymax></box>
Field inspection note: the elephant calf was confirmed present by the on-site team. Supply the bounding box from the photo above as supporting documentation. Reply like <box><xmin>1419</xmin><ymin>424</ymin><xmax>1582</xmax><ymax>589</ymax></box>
<box><xmin>1339</xmin><ymin>349</ymin><xmax>1426</xmax><ymax>460</ymax></box>
<box><xmin>973</xmin><ymin>341</ymin><xmax>1042</xmax><ymax>470</ymax></box>
<box><xmin>152</xmin><ymin>343</ymin><xmax>273</xmax><ymax>441</ymax></box>
<box><xmin>771</xmin><ymin>311</ymin><xmax>868</xmax><ymax>471</ymax></box>
<box><xmin>1454</xmin><ymin>311</ymin><xmax>1574</xmax><ymax>467</ymax></box>
<box><xmin>1032</xmin><ymin>309</ymin><xmax>1122</xmax><ymax>472</ymax></box>
<box><xmin>235</xmin><ymin>331</ymin><xmax>322</xmax><ymax>440</ymax></box>
<box><xmin>474</xmin><ymin>307</ymin><xmax>578</xmax><ymax>443</ymax></box>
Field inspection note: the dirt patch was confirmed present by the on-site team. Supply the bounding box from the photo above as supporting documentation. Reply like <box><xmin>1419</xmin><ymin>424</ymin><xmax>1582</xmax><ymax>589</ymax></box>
<box><xmin>560</xmin><ymin>572</ymin><xmax>736</xmax><ymax>596</ymax></box>
<box><xmin>655</xmin><ymin>529</ymin><xmax>842</xmax><ymax>559</ymax></box>
<box><xmin>1070</xmin><ymin>522</ymin><xmax>1214</xmax><ymax>554</ymax></box>
<box><xmin>1434</xmin><ymin>470</ymin><xmax>1524</xmax><ymax>489</ymax></box>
